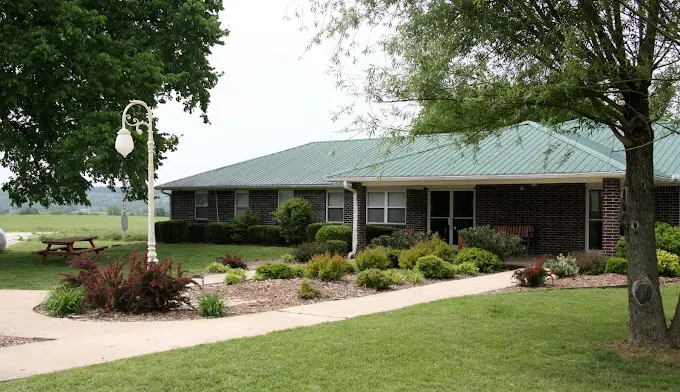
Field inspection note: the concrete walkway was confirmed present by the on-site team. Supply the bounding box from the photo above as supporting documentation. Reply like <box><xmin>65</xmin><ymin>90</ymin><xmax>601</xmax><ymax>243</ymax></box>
<box><xmin>0</xmin><ymin>270</ymin><xmax>515</xmax><ymax>381</ymax></box>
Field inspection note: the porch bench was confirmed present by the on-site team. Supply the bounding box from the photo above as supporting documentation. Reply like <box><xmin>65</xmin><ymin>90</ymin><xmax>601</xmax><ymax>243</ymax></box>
<box><xmin>492</xmin><ymin>225</ymin><xmax>535</xmax><ymax>254</ymax></box>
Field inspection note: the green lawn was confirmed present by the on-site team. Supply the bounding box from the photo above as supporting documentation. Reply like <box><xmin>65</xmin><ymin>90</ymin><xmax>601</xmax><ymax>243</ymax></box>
<box><xmin>2</xmin><ymin>286</ymin><xmax>679</xmax><ymax>391</ymax></box>
<box><xmin>0</xmin><ymin>241</ymin><xmax>292</xmax><ymax>290</ymax></box>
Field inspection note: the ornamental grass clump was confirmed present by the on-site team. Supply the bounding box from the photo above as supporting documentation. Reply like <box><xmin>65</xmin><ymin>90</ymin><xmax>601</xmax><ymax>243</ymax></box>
<box><xmin>42</xmin><ymin>284</ymin><xmax>85</xmax><ymax>317</ymax></box>
<box><xmin>197</xmin><ymin>294</ymin><xmax>224</xmax><ymax>317</ymax></box>
<box><xmin>298</xmin><ymin>280</ymin><xmax>322</xmax><ymax>299</ymax></box>
<box><xmin>449</xmin><ymin>261</ymin><xmax>479</xmax><ymax>276</ymax></box>
<box><xmin>403</xmin><ymin>269</ymin><xmax>424</xmax><ymax>285</ymax></box>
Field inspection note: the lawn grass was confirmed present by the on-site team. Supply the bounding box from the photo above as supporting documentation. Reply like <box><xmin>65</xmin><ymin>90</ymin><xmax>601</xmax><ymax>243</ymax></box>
<box><xmin>0</xmin><ymin>242</ymin><xmax>292</xmax><ymax>290</ymax></box>
<box><xmin>2</xmin><ymin>285</ymin><xmax>679</xmax><ymax>391</ymax></box>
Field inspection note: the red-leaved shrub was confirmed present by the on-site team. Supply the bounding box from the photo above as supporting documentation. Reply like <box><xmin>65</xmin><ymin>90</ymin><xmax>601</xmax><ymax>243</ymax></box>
<box><xmin>217</xmin><ymin>250</ymin><xmax>247</xmax><ymax>269</ymax></box>
<box><xmin>62</xmin><ymin>253</ymin><xmax>196</xmax><ymax>313</ymax></box>
<box><xmin>512</xmin><ymin>255</ymin><xmax>550</xmax><ymax>287</ymax></box>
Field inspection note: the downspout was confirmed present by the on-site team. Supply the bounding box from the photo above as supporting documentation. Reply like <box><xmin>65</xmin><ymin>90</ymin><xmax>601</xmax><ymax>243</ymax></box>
<box><xmin>343</xmin><ymin>181</ymin><xmax>358</xmax><ymax>259</ymax></box>
<box><xmin>215</xmin><ymin>190</ymin><xmax>220</xmax><ymax>222</ymax></box>
<box><xmin>161</xmin><ymin>190</ymin><xmax>172</xmax><ymax>218</ymax></box>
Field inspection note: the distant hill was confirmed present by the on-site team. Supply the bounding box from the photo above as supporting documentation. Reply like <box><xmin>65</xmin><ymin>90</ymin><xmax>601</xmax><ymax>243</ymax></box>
<box><xmin>0</xmin><ymin>187</ymin><xmax>170</xmax><ymax>216</ymax></box>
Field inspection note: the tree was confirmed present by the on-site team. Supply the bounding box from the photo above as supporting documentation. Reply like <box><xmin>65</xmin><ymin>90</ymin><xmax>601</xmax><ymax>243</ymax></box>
<box><xmin>273</xmin><ymin>198</ymin><xmax>315</xmax><ymax>244</ymax></box>
<box><xmin>107</xmin><ymin>205</ymin><xmax>121</xmax><ymax>216</ymax></box>
<box><xmin>307</xmin><ymin>0</ymin><xmax>680</xmax><ymax>346</ymax></box>
<box><xmin>155</xmin><ymin>207</ymin><xmax>168</xmax><ymax>217</ymax></box>
<box><xmin>18</xmin><ymin>206</ymin><xmax>40</xmax><ymax>215</ymax></box>
<box><xmin>0</xmin><ymin>0</ymin><xmax>227</xmax><ymax>207</ymax></box>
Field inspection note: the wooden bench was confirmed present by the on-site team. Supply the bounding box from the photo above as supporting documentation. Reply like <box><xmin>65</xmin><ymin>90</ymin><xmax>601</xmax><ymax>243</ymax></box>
<box><xmin>492</xmin><ymin>225</ymin><xmax>535</xmax><ymax>254</ymax></box>
<box><xmin>33</xmin><ymin>236</ymin><xmax>109</xmax><ymax>263</ymax></box>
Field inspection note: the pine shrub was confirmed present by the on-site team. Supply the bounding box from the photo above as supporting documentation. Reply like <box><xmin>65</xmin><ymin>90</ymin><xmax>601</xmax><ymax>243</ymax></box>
<box><xmin>304</xmin><ymin>254</ymin><xmax>350</xmax><ymax>281</ymax></box>
<box><xmin>355</xmin><ymin>247</ymin><xmax>391</xmax><ymax>271</ymax></box>
<box><xmin>298</xmin><ymin>280</ymin><xmax>322</xmax><ymax>299</ymax></box>
<box><xmin>255</xmin><ymin>263</ymin><xmax>303</xmax><ymax>280</ymax></box>
<box><xmin>356</xmin><ymin>268</ymin><xmax>392</xmax><ymax>290</ymax></box>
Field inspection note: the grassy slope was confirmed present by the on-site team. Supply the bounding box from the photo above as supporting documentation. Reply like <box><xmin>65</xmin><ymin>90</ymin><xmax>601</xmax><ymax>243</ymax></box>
<box><xmin>2</xmin><ymin>285</ymin><xmax>679</xmax><ymax>392</ymax></box>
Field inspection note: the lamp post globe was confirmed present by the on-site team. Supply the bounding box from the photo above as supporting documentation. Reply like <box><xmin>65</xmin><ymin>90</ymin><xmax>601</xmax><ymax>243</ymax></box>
<box><xmin>115</xmin><ymin>128</ymin><xmax>134</xmax><ymax>158</ymax></box>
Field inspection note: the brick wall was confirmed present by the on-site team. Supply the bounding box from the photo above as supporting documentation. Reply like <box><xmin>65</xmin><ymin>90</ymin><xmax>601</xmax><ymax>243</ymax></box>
<box><xmin>352</xmin><ymin>182</ymin><xmax>368</xmax><ymax>250</ymax></box>
<box><xmin>476</xmin><ymin>184</ymin><xmax>586</xmax><ymax>254</ymax></box>
<box><xmin>406</xmin><ymin>189</ymin><xmax>427</xmax><ymax>232</ymax></box>
<box><xmin>343</xmin><ymin>189</ymin><xmax>354</xmax><ymax>224</ymax></box>
<box><xmin>248</xmin><ymin>190</ymin><xmax>278</xmax><ymax>224</ymax></box>
<box><xmin>170</xmin><ymin>191</ymin><xmax>195</xmax><ymax>221</ymax></box>
<box><xmin>655</xmin><ymin>186</ymin><xmax>680</xmax><ymax>226</ymax></box>
<box><xmin>295</xmin><ymin>189</ymin><xmax>327</xmax><ymax>222</ymax></box>
<box><xmin>602</xmin><ymin>179</ymin><xmax>622</xmax><ymax>256</ymax></box>
<box><xmin>170</xmin><ymin>191</ymin><xmax>234</xmax><ymax>222</ymax></box>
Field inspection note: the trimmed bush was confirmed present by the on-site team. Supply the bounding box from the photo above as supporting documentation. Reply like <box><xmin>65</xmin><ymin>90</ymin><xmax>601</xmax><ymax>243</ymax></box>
<box><xmin>231</xmin><ymin>210</ymin><xmax>258</xmax><ymax>243</ymax></box>
<box><xmin>356</xmin><ymin>268</ymin><xmax>392</xmax><ymax>290</ymax></box>
<box><xmin>292</xmin><ymin>242</ymin><xmax>329</xmax><ymax>262</ymax></box>
<box><xmin>197</xmin><ymin>294</ymin><xmax>224</xmax><ymax>317</ymax></box>
<box><xmin>355</xmin><ymin>247</ymin><xmax>391</xmax><ymax>271</ymax></box>
<box><xmin>386</xmin><ymin>247</ymin><xmax>402</xmax><ymax>268</ymax></box>
<box><xmin>209</xmin><ymin>223</ymin><xmax>234</xmax><ymax>245</ymax></box>
<box><xmin>370</xmin><ymin>230</ymin><xmax>431</xmax><ymax>250</ymax></box>
<box><xmin>458</xmin><ymin>225</ymin><xmax>524</xmax><ymax>260</ymax></box>
<box><xmin>616</xmin><ymin>236</ymin><xmax>626</xmax><ymax>258</ymax></box>
<box><xmin>255</xmin><ymin>263</ymin><xmax>303</xmax><ymax>280</ymax></box>
<box><xmin>247</xmin><ymin>225</ymin><xmax>285</xmax><ymax>246</ymax></box>
<box><xmin>217</xmin><ymin>251</ymin><xmax>247</xmax><ymax>269</ymax></box>
<box><xmin>366</xmin><ymin>225</ymin><xmax>394</xmax><ymax>242</ymax></box>
<box><xmin>155</xmin><ymin>220</ymin><xmax>186</xmax><ymax>243</ymax></box>
<box><xmin>326</xmin><ymin>240</ymin><xmax>348</xmax><ymax>256</ymax></box>
<box><xmin>572</xmin><ymin>251</ymin><xmax>607</xmax><ymax>275</ymax></box>
<box><xmin>456</xmin><ymin>248</ymin><xmax>503</xmax><ymax>273</ymax></box>
<box><xmin>273</xmin><ymin>198</ymin><xmax>315</xmax><ymax>244</ymax></box>
<box><xmin>42</xmin><ymin>285</ymin><xmax>85</xmax><ymax>317</ymax></box>
<box><xmin>655</xmin><ymin>223</ymin><xmax>680</xmax><ymax>256</ymax></box>
<box><xmin>415</xmin><ymin>255</ymin><xmax>453</xmax><ymax>279</ymax></box>
<box><xmin>513</xmin><ymin>255</ymin><xmax>550</xmax><ymax>287</ymax></box>
<box><xmin>545</xmin><ymin>254</ymin><xmax>578</xmax><ymax>277</ymax></box>
<box><xmin>224</xmin><ymin>268</ymin><xmax>247</xmax><ymax>285</ymax></box>
<box><xmin>298</xmin><ymin>280</ymin><xmax>322</xmax><ymax>299</ymax></box>
<box><xmin>657</xmin><ymin>249</ymin><xmax>680</xmax><ymax>277</ymax></box>
<box><xmin>204</xmin><ymin>262</ymin><xmax>229</xmax><ymax>273</ymax></box>
<box><xmin>450</xmin><ymin>262</ymin><xmax>479</xmax><ymax>276</ymax></box>
<box><xmin>307</xmin><ymin>222</ymin><xmax>331</xmax><ymax>243</ymax></box>
<box><xmin>398</xmin><ymin>237</ymin><xmax>457</xmax><ymax>269</ymax></box>
<box><xmin>315</xmin><ymin>224</ymin><xmax>352</xmax><ymax>247</ymax></box>
<box><xmin>304</xmin><ymin>254</ymin><xmax>350</xmax><ymax>281</ymax></box>
<box><xmin>185</xmin><ymin>223</ymin><xmax>207</xmax><ymax>242</ymax></box>
<box><xmin>605</xmin><ymin>257</ymin><xmax>628</xmax><ymax>275</ymax></box>
<box><xmin>403</xmin><ymin>269</ymin><xmax>424</xmax><ymax>285</ymax></box>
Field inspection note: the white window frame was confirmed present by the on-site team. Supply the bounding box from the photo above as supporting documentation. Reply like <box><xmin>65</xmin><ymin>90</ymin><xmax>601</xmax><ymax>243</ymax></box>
<box><xmin>326</xmin><ymin>191</ymin><xmax>345</xmax><ymax>223</ymax></box>
<box><xmin>278</xmin><ymin>190</ymin><xmax>294</xmax><ymax>205</ymax></box>
<box><xmin>366</xmin><ymin>190</ymin><xmax>407</xmax><ymax>225</ymax></box>
<box><xmin>234</xmin><ymin>190</ymin><xmax>249</xmax><ymax>218</ymax></box>
<box><xmin>195</xmin><ymin>191</ymin><xmax>209</xmax><ymax>220</ymax></box>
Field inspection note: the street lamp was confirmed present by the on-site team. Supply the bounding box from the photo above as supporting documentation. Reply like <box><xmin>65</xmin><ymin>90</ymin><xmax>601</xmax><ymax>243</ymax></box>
<box><xmin>115</xmin><ymin>100</ymin><xmax>158</xmax><ymax>263</ymax></box>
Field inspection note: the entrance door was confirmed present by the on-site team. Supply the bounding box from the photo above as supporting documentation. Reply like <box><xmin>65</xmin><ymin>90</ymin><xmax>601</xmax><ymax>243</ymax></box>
<box><xmin>452</xmin><ymin>191</ymin><xmax>475</xmax><ymax>245</ymax></box>
<box><xmin>430</xmin><ymin>191</ymin><xmax>450</xmax><ymax>243</ymax></box>
<box><xmin>430</xmin><ymin>190</ymin><xmax>475</xmax><ymax>245</ymax></box>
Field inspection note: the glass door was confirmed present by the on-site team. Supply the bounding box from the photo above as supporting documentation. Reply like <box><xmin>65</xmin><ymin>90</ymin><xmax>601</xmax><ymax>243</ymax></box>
<box><xmin>430</xmin><ymin>191</ymin><xmax>451</xmax><ymax>243</ymax></box>
<box><xmin>452</xmin><ymin>191</ymin><xmax>474</xmax><ymax>246</ymax></box>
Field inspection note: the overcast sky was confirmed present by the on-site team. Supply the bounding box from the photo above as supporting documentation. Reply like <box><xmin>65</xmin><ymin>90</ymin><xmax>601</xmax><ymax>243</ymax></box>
<box><xmin>0</xmin><ymin>0</ymin><xmax>367</xmax><ymax>187</ymax></box>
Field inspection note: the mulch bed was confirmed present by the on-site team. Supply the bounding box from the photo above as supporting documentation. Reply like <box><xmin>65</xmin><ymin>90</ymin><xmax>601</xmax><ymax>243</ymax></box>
<box><xmin>0</xmin><ymin>335</ymin><xmax>52</xmax><ymax>348</ymax></box>
<box><xmin>487</xmin><ymin>273</ymin><xmax>680</xmax><ymax>295</ymax></box>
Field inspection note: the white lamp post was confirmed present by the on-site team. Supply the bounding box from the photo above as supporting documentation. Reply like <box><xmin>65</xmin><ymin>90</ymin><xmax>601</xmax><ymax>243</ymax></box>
<box><xmin>115</xmin><ymin>100</ymin><xmax>158</xmax><ymax>263</ymax></box>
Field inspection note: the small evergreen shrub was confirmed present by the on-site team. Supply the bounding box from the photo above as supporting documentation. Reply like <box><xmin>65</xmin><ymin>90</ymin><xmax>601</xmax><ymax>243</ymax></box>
<box><xmin>281</xmin><ymin>253</ymin><xmax>295</xmax><ymax>263</ymax></box>
<box><xmin>655</xmin><ymin>223</ymin><xmax>680</xmax><ymax>256</ymax></box>
<box><xmin>415</xmin><ymin>255</ymin><xmax>453</xmax><ymax>279</ymax></box>
<box><xmin>398</xmin><ymin>237</ymin><xmax>457</xmax><ymax>269</ymax></box>
<box><xmin>231</xmin><ymin>210</ymin><xmax>258</xmax><ymax>243</ymax></box>
<box><xmin>366</xmin><ymin>225</ymin><xmax>394</xmax><ymax>242</ymax></box>
<box><xmin>315</xmin><ymin>224</ymin><xmax>352</xmax><ymax>247</ymax></box>
<box><xmin>572</xmin><ymin>251</ymin><xmax>607</xmax><ymax>275</ymax></box>
<box><xmin>224</xmin><ymin>268</ymin><xmax>247</xmax><ymax>285</ymax></box>
<box><xmin>204</xmin><ymin>262</ymin><xmax>229</xmax><ymax>273</ymax></box>
<box><xmin>209</xmin><ymin>223</ymin><xmax>234</xmax><ymax>245</ymax></box>
<box><xmin>356</xmin><ymin>268</ymin><xmax>392</xmax><ymax>290</ymax></box>
<box><xmin>355</xmin><ymin>247</ymin><xmax>391</xmax><ymax>271</ymax></box>
<box><xmin>544</xmin><ymin>254</ymin><xmax>578</xmax><ymax>277</ymax></box>
<box><xmin>403</xmin><ymin>269</ymin><xmax>424</xmax><ymax>284</ymax></box>
<box><xmin>346</xmin><ymin>259</ymin><xmax>359</xmax><ymax>273</ymax></box>
<box><xmin>307</xmin><ymin>222</ymin><xmax>331</xmax><ymax>243</ymax></box>
<box><xmin>616</xmin><ymin>236</ymin><xmax>626</xmax><ymax>258</ymax></box>
<box><xmin>370</xmin><ymin>230</ymin><xmax>431</xmax><ymax>250</ymax></box>
<box><xmin>273</xmin><ymin>198</ymin><xmax>315</xmax><ymax>244</ymax></box>
<box><xmin>298</xmin><ymin>280</ymin><xmax>322</xmax><ymax>299</ymax></box>
<box><xmin>326</xmin><ymin>240</ymin><xmax>349</xmax><ymax>256</ymax></box>
<box><xmin>304</xmin><ymin>254</ymin><xmax>350</xmax><ymax>281</ymax></box>
<box><xmin>197</xmin><ymin>294</ymin><xmax>224</xmax><ymax>317</ymax></box>
<box><xmin>384</xmin><ymin>269</ymin><xmax>406</xmax><ymax>285</ymax></box>
<box><xmin>450</xmin><ymin>261</ymin><xmax>479</xmax><ymax>275</ymax></box>
<box><xmin>456</xmin><ymin>248</ymin><xmax>503</xmax><ymax>273</ymax></box>
<box><xmin>385</xmin><ymin>247</ymin><xmax>402</xmax><ymax>268</ymax></box>
<box><xmin>255</xmin><ymin>263</ymin><xmax>303</xmax><ymax>280</ymax></box>
<box><xmin>657</xmin><ymin>249</ymin><xmax>680</xmax><ymax>277</ymax></box>
<box><xmin>605</xmin><ymin>257</ymin><xmax>628</xmax><ymax>275</ymax></box>
<box><xmin>513</xmin><ymin>255</ymin><xmax>550</xmax><ymax>287</ymax></box>
<box><xmin>458</xmin><ymin>225</ymin><xmax>524</xmax><ymax>260</ymax></box>
<box><xmin>216</xmin><ymin>251</ymin><xmax>247</xmax><ymax>269</ymax></box>
<box><xmin>42</xmin><ymin>284</ymin><xmax>85</xmax><ymax>317</ymax></box>
<box><xmin>155</xmin><ymin>220</ymin><xmax>186</xmax><ymax>243</ymax></box>
<box><xmin>246</xmin><ymin>225</ymin><xmax>285</xmax><ymax>246</ymax></box>
<box><xmin>185</xmin><ymin>223</ymin><xmax>207</xmax><ymax>242</ymax></box>
<box><xmin>292</xmin><ymin>242</ymin><xmax>329</xmax><ymax>262</ymax></box>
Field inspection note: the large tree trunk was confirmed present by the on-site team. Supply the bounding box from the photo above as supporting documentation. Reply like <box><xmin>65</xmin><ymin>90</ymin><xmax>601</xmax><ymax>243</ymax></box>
<box><xmin>623</xmin><ymin>121</ymin><xmax>671</xmax><ymax>346</ymax></box>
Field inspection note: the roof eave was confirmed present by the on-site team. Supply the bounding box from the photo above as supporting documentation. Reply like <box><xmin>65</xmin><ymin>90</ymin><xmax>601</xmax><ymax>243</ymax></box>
<box><xmin>326</xmin><ymin>172</ymin><xmax>628</xmax><ymax>185</ymax></box>
<box><xmin>155</xmin><ymin>184</ymin><xmax>344</xmax><ymax>191</ymax></box>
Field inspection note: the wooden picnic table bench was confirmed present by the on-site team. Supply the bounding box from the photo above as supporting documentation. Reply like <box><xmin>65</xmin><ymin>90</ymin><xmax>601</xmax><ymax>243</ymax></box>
<box><xmin>33</xmin><ymin>236</ymin><xmax>108</xmax><ymax>263</ymax></box>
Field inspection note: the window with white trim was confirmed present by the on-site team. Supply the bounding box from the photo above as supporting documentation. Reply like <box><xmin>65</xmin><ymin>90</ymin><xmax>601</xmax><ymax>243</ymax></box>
<box><xmin>195</xmin><ymin>191</ymin><xmax>209</xmax><ymax>220</ymax></box>
<box><xmin>278</xmin><ymin>190</ymin><xmax>294</xmax><ymax>205</ymax></box>
<box><xmin>234</xmin><ymin>191</ymin><xmax>249</xmax><ymax>218</ymax></box>
<box><xmin>367</xmin><ymin>191</ymin><xmax>406</xmax><ymax>224</ymax></box>
<box><xmin>326</xmin><ymin>191</ymin><xmax>344</xmax><ymax>223</ymax></box>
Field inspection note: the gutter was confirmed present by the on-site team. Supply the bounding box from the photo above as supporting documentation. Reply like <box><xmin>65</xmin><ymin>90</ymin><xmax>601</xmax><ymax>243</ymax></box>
<box><xmin>343</xmin><ymin>180</ymin><xmax>358</xmax><ymax>259</ymax></box>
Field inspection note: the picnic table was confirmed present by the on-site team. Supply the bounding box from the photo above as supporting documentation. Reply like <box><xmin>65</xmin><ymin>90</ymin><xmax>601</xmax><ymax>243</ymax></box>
<box><xmin>34</xmin><ymin>236</ymin><xmax>108</xmax><ymax>263</ymax></box>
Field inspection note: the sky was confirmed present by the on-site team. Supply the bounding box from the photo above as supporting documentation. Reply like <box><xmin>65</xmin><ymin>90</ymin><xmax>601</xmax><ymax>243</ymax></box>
<box><xmin>0</xmin><ymin>0</ymin><xmax>369</xmax><ymax>187</ymax></box>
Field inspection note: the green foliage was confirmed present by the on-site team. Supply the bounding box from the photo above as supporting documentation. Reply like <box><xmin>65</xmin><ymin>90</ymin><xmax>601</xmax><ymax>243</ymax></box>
<box><xmin>449</xmin><ymin>262</ymin><xmax>479</xmax><ymax>276</ymax></box>
<box><xmin>0</xmin><ymin>1</ymin><xmax>227</xmax><ymax>207</ymax></box>
<box><xmin>616</xmin><ymin>237</ymin><xmax>627</xmax><ymax>258</ymax></box>
<box><xmin>398</xmin><ymin>236</ymin><xmax>456</xmax><ymax>269</ymax></box>
<box><xmin>458</xmin><ymin>226</ymin><xmax>524</xmax><ymax>260</ymax></box>
<box><xmin>383</xmin><ymin>269</ymin><xmax>406</xmax><ymax>285</ymax></box>
<box><xmin>298</xmin><ymin>280</ymin><xmax>322</xmax><ymax>299</ymax></box>
<box><xmin>197</xmin><ymin>294</ymin><xmax>224</xmax><ymax>318</ymax></box>
<box><xmin>307</xmin><ymin>222</ymin><xmax>331</xmax><ymax>243</ymax></box>
<box><xmin>231</xmin><ymin>210</ymin><xmax>258</xmax><ymax>244</ymax></box>
<box><xmin>385</xmin><ymin>247</ymin><xmax>402</xmax><ymax>268</ymax></box>
<box><xmin>356</xmin><ymin>268</ymin><xmax>392</xmax><ymax>290</ymax></box>
<box><xmin>204</xmin><ymin>262</ymin><xmax>229</xmax><ymax>273</ymax></box>
<box><xmin>18</xmin><ymin>206</ymin><xmax>39</xmax><ymax>215</ymax></box>
<box><xmin>415</xmin><ymin>255</ymin><xmax>453</xmax><ymax>279</ymax></box>
<box><xmin>403</xmin><ymin>269</ymin><xmax>424</xmax><ymax>285</ymax></box>
<box><xmin>456</xmin><ymin>248</ymin><xmax>503</xmax><ymax>273</ymax></box>
<box><xmin>224</xmin><ymin>268</ymin><xmax>247</xmax><ymax>285</ymax></box>
<box><xmin>370</xmin><ymin>230</ymin><xmax>431</xmax><ymax>250</ymax></box>
<box><xmin>572</xmin><ymin>251</ymin><xmax>607</xmax><ymax>275</ymax></box>
<box><xmin>304</xmin><ymin>254</ymin><xmax>350</xmax><ymax>281</ymax></box>
<box><xmin>247</xmin><ymin>225</ymin><xmax>285</xmax><ymax>246</ymax></box>
<box><xmin>106</xmin><ymin>205</ymin><xmax>121</xmax><ymax>216</ymax></box>
<box><xmin>42</xmin><ymin>284</ymin><xmax>85</xmax><ymax>317</ymax></box>
<box><xmin>355</xmin><ymin>247</ymin><xmax>391</xmax><ymax>271</ymax></box>
<box><xmin>315</xmin><ymin>224</ymin><xmax>352</xmax><ymax>247</ymax></box>
<box><xmin>292</xmin><ymin>242</ymin><xmax>329</xmax><ymax>262</ymax></box>
<box><xmin>255</xmin><ymin>263</ymin><xmax>303</xmax><ymax>280</ymax></box>
<box><xmin>656</xmin><ymin>249</ymin><xmax>680</xmax><ymax>277</ymax></box>
<box><xmin>209</xmin><ymin>223</ymin><xmax>234</xmax><ymax>245</ymax></box>
<box><xmin>185</xmin><ymin>224</ymin><xmax>207</xmax><ymax>243</ymax></box>
<box><xmin>605</xmin><ymin>257</ymin><xmax>628</xmax><ymax>275</ymax></box>
<box><xmin>325</xmin><ymin>240</ymin><xmax>349</xmax><ymax>256</ymax></box>
<box><xmin>281</xmin><ymin>253</ymin><xmax>295</xmax><ymax>263</ymax></box>
<box><xmin>366</xmin><ymin>225</ymin><xmax>394</xmax><ymax>242</ymax></box>
<box><xmin>655</xmin><ymin>223</ymin><xmax>680</xmax><ymax>256</ymax></box>
<box><xmin>155</xmin><ymin>220</ymin><xmax>186</xmax><ymax>244</ymax></box>
<box><xmin>273</xmin><ymin>198</ymin><xmax>315</xmax><ymax>244</ymax></box>
<box><xmin>545</xmin><ymin>254</ymin><xmax>578</xmax><ymax>278</ymax></box>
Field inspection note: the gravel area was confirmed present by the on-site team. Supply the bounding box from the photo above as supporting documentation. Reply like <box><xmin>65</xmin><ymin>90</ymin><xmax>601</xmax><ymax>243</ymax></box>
<box><xmin>487</xmin><ymin>273</ymin><xmax>680</xmax><ymax>295</ymax></box>
<box><xmin>0</xmin><ymin>335</ymin><xmax>52</xmax><ymax>348</ymax></box>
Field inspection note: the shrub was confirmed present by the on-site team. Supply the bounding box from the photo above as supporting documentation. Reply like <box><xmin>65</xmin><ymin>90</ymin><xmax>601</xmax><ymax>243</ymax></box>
<box><xmin>356</xmin><ymin>269</ymin><xmax>393</xmax><ymax>290</ymax></box>
<box><xmin>197</xmin><ymin>294</ymin><xmax>224</xmax><ymax>317</ymax></box>
<box><xmin>326</xmin><ymin>240</ymin><xmax>349</xmax><ymax>256</ymax></box>
<box><xmin>366</xmin><ymin>225</ymin><xmax>394</xmax><ymax>242</ymax></box>
<box><xmin>204</xmin><ymin>262</ymin><xmax>228</xmax><ymax>273</ymax></box>
<box><xmin>655</xmin><ymin>223</ymin><xmax>680</xmax><ymax>256</ymax></box>
<box><xmin>209</xmin><ymin>223</ymin><xmax>234</xmax><ymax>245</ymax></box>
<box><xmin>255</xmin><ymin>263</ymin><xmax>303</xmax><ymax>280</ymax></box>
<box><xmin>304</xmin><ymin>253</ymin><xmax>350</xmax><ymax>281</ymax></box>
<box><xmin>155</xmin><ymin>220</ymin><xmax>186</xmax><ymax>243</ymax></box>
<box><xmin>398</xmin><ymin>237</ymin><xmax>457</xmax><ymax>269</ymax></box>
<box><xmin>42</xmin><ymin>285</ymin><xmax>85</xmax><ymax>317</ymax></box>
<box><xmin>346</xmin><ymin>259</ymin><xmax>358</xmax><ymax>273</ymax></box>
<box><xmin>458</xmin><ymin>225</ymin><xmax>524</xmax><ymax>260</ymax></box>
<box><xmin>605</xmin><ymin>257</ymin><xmax>628</xmax><ymax>275</ymax></box>
<box><xmin>315</xmin><ymin>224</ymin><xmax>352</xmax><ymax>247</ymax></box>
<box><xmin>450</xmin><ymin>262</ymin><xmax>479</xmax><ymax>275</ymax></box>
<box><xmin>307</xmin><ymin>222</ymin><xmax>332</xmax><ymax>242</ymax></box>
<box><xmin>247</xmin><ymin>225</ymin><xmax>285</xmax><ymax>246</ymax></box>
<box><xmin>616</xmin><ymin>236</ymin><xmax>626</xmax><ymax>258</ymax></box>
<box><xmin>456</xmin><ymin>248</ymin><xmax>504</xmax><ymax>273</ymax></box>
<box><xmin>273</xmin><ymin>198</ymin><xmax>315</xmax><ymax>244</ymax></box>
<box><xmin>298</xmin><ymin>280</ymin><xmax>322</xmax><ymax>299</ymax></box>
<box><xmin>385</xmin><ymin>247</ymin><xmax>402</xmax><ymax>268</ymax></box>
<box><xmin>572</xmin><ymin>251</ymin><xmax>607</xmax><ymax>275</ymax></box>
<box><xmin>657</xmin><ymin>249</ymin><xmax>680</xmax><ymax>277</ymax></box>
<box><xmin>415</xmin><ymin>255</ymin><xmax>453</xmax><ymax>279</ymax></box>
<box><xmin>513</xmin><ymin>255</ymin><xmax>550</xmax><ymax>287</ymax></box>
<box><xmin>355</xmin><ymin>247</ymin><xmax>391</xmax><ymax>271</ymax></box>
<box><xmin>216</xmin><ymin>250</ymin><xmax>247</xmax><ymax>269</ymax></box>
<box><xmin>544</xmin><ymin>254</ymin><xmax>578</xmax><ymax>277</ymax></box>
<box><xmin>370</xmin><ymin>230</ymin><xmax>431</xmax><ymax>250</ymax></box>
<box><xmin>384</xmin><ymin>269</ymin><xmax>406</xmax><ymax>285</ymax></box>
<box><xmin>281</xmin><ymin>253</ymin><xmax>295</xmax><ymax>263</ymax></box>
<box><xmin>403</xmin><ymin>269</ymin><xmax>424</xmax><ymax>285</ymax></box>
<box><xmin>224</xmin><ymin>268</ymin><xmax>247</xmax><ymax>285</ymax></box>
<box><xmin>292</xmin><ymin>242</ymin><xmax>329</xmax><ymax>262</ymax></box>
<box><xmin>231</xmin><ymin>210</ymin><xmax>258</xmax><ymax>243</ymax></box>
<box><xmin>185</xmin><ymin>223</ymin><xmax>207</xmax><ymax>243</ymax></box>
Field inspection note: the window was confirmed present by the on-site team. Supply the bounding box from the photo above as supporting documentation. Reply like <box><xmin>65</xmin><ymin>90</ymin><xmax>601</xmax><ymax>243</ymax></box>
<box><xmin>278</xmin><ymin>190</ymin><xmax>294</xmax><ymax>205</ymax></box>
<box><xmin>367</xmin><ymin>191</ymin><xmax>406</xmax><ymax>224</ymax></box>
<box><xmin>235</xmin><ymin>191</ymin><xmax>249</xmax><ymax>218</ymax></box>
<box><xmin>588</xmin><ymin>190</ymin><xmax>603</xmax><ymax>250</ymax></box>
<box><xmin>195</xmin><ymin>191</ymin><xmax>209</xmax><ymax>220</ymax></box>
<box><xmin>327</xmin><ymin>191</ymin><xmax>344</xmax><ymax>223</ymax></box>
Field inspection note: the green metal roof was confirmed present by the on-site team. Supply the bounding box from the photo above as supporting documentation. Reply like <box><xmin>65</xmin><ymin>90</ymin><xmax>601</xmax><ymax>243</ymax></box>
<box><xmin>157</xmin><ymin>121</ymin><xmax>680</xmax><ymax>190</ymax></box>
